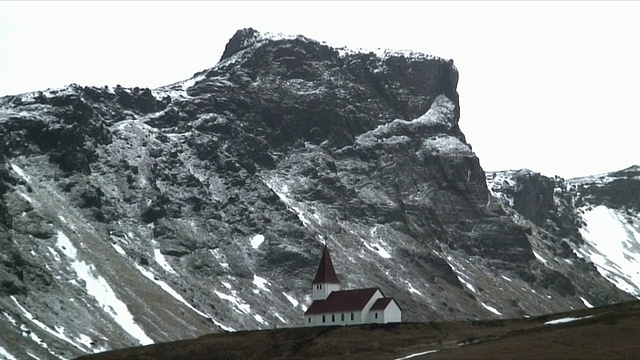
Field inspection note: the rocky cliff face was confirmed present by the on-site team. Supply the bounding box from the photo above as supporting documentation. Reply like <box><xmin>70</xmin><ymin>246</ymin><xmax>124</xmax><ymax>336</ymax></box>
<box><xmin>0</xmin><ymin>29</ymin><xmax>635</xmax><ymax>359</ymax></box>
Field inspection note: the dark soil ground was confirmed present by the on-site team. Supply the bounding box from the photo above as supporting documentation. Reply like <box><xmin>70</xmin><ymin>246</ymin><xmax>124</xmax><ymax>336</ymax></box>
<box><xmin>77</xmin><ymin>300</ymin><xmax>640</xmax><ymax>360</ymax></box>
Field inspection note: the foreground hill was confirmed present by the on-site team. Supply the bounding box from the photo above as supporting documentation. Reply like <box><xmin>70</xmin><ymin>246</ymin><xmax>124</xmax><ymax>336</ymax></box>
<box><xmin>76</xmin><ymin>300</ymin><xmax>640</xmax><ymax>360</ymax></box>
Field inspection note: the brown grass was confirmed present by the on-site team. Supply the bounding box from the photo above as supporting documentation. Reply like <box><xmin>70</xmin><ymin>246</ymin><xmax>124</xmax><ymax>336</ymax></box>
<box><xmin>77</xmin><ymin>300</ymin><xmax>640</xmax><ymax>360</ymax></box>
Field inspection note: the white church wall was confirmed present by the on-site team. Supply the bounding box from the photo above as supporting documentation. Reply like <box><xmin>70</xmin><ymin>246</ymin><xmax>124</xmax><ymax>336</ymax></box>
<box><xmin>305</xmin><ymin>311</ymin><xmax>363</xmax><ymax>327</ymax></box>
<box><xmin>381</xmin><ymin>301</ymin><xmax>402</xmax><ymax>323</ymax></box>
<box><xmin>312</xmin><ymin>283</ymin><xmax>340</xmax><ymax>301</ymax></box>
<box><xmin>368</xmin><ymin>310</ymin><xmax>384</xmax><ymax>324</ymax></box>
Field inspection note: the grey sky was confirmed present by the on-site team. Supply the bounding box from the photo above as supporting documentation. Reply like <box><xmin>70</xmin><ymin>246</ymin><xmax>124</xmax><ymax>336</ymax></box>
<box><xmin>1</xmin><ymin>1</ymin><xmax>638</xmax><ymax>178</ymax></box>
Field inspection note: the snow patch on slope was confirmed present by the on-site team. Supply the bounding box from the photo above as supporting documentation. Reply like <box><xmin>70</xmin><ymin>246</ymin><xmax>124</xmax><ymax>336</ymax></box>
<box><xmin>10</xmin><ymin>162</ymin><xmax>31</xmax><ymax>183</ymax></box>
<box><xmin>134</xmin><ymin>265</ymin><xmax>210</xmax><ymax>320</ymax></box>
<box><xmin>580</xmin><ymin>297</ymin><xmax>594</xmax><ymax>308</ymax></box>
<box><xmin>545</xmin><ymin>315</ymin><xmax>594</xmax><ymax>325</ymax></box>
<box><xmin>447</xmin><ymin>256</ymin><xmax>477</xmax><ymax>294</ymax></box>
<box><xmin>214</xmin><ymin>290</ymin><xmax>252</xmax><ymax>315</ymax></box>
<box><xmin>362</xmin><ymin>226</ymin><xmax>392</xmax><ymax>259</ymax></box>
<box><xmin>253</xmin><ymin>275</ymin><xmax>270</xmax><ymax>293</ymax></box>
<box><xmin>533</xmin><ymin>251</ymin><xmax>549</xmax><ymax>265</ymax></box>
<box><xmin>283</xmin><ymin>292</ymin><xmax>299</xmax><ymax>307</ymax></box>
<box><xmin>480</xmin><ymin>302</ymin><xmax>502</xmax><ymax>316</ymax></box>
<box><xmin>250</xmin><ymin>234</ymin><xmax>265</xmax><ymax>249</ymax></box>
<box><xmin>577</xmin><ymin>205</ymin><xmax>640</xmax><ymax>297</ymax></box>
<box><xmin>55</xmin><ymin>231</ymin><xmax>153</xmax><ymax>346</ymax></box>
<box><xmin>11</xmin><ymin>295</ymin><xmax>88</xmax><ymax>352</ymax></box>
<box><xmin>0</xmin><ymin>346</ymin><xmax>18</xmax><ymax>360</ymax></box>
<box><xmin>153</xmin><ymin>249</ymin><xmax>177</xmax><ymax>275</ymax></box>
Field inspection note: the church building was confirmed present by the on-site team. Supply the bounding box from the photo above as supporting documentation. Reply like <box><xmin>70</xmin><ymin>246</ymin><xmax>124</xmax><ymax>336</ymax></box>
<box><xmin>303</xmin><ymin>246</ymin><xmax>402</xmax><ymax>326</ymax></box>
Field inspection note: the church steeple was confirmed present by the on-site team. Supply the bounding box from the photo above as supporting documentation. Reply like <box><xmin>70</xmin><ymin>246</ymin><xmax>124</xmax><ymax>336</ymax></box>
<box><xmin>311</xmin><ymin>245</ymin><xmax>341</xmax><ymax>300</ymax></box>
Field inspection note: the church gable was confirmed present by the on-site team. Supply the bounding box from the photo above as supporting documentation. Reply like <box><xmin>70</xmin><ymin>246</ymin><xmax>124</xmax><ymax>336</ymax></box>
<box><xmin>370</xmin><ymin>297</ymin><xmax>393</xmax><ymax>311</ymax></box>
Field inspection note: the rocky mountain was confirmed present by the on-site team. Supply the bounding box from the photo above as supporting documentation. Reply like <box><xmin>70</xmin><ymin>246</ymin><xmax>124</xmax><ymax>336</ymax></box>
<box><xmin>487</xmin><ymin>166</ymin><xmax>640</xmax><ymax>298</ymax></box>
<box><xmin>0</xmin><ymin>28</ymin><xmax>636</xmax><ymax>359</ymax></box>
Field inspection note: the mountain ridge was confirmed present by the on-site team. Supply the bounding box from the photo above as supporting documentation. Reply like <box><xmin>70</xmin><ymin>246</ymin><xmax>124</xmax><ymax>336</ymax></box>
<box><xmin>0</xmin><ymin>28</ymin><xmax>637</xmax><ymax>359</ymax></box>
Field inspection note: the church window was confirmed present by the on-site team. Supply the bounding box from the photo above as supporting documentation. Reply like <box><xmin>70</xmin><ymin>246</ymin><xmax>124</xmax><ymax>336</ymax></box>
<box><xmin>308</xmin><ymin>317</ymin><xmax>311</xmax><ymax>323</ymax></box>
<box><xmin>341</xmin><ymin>313</ymin><xmax>345</xmax><ymax>321</ymax></box>
<box><xmin>375</xmin><ymin>312</ymin><xmax>378</xmax><ymax>319</ymax></box>
<box><xmin>322</xmin><ymin>315</ymin><xmax>326</xmax><ymax>323</ymax></box>
<box><xmin>350</xmin><ymin>312</ymin><xmax>354</xmax><ymax>321</ymax></box>
<box><xmin>331</xmin><ymin>314</ymin><xmax>335</xmax><ymax>322</ymax></box>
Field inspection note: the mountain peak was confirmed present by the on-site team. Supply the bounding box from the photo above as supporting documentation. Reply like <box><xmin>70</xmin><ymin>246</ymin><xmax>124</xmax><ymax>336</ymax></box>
<box><xmin>219</xmin><ymin>28</ymin><xmax>314</xmax><ymax>62</ymax></box>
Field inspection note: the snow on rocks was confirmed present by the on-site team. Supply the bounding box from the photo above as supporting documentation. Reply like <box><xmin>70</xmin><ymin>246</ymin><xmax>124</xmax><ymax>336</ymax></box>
<box><xmin>395</xmin><ymin>349</ymin><xmax>440</xmax><ymax>360</ymax></box>
<box><xmin>253</xmin><ymin>314</ymin><xmax>268</xmax><ymax>325</ymax></box>
<box><xmin>250</xmin><ymin>234</ymin><xmax>265</xmax><ymax>249</ymax></box>
<box><xmin>151</xmin><ymin>73</ymin><xmax>207</xmax><ymax>100</ymax></box>
<box><xmin>355</xmin><ymin>95</ymin><xmax>457</xmax><ymax>147</ymax></box>
<box><xmin>262</xmin><ymin>176</ymin><xmax>315</xmax><ymax>230</ymax></box>
<box><xmin>532</xmin><ymin>250</ymin><xmax>549</xmax><ymax>265</ymax></box>
<box><xmin>362</xmin><ymin>226</ymin><xmax>392</xmax><ymax>259</ymax></box>
<box><xmin>486</xmin><ymin>171</ymin><xmax>519</xmax><ymax>207</ymax></box>
<box><xmin>54</xmin><ymin>232</ymin><xmax>153</xmax><ymax>346</ymax></box>
<box><xmin>480</xmin><ymin>302</ymin><xmax>502</xmax><ymax>316</ymax></box>
<box><xmin>412</xmin><ymin>95</ymin><xmax>457</xmax><ymax>128</ymax></box>
<box><xmin>9</xmin><ymin>162</ymin><xmax>31</xmax><ymax>183</ymax></box>
<box><xmin>214</xmin><ymin>290</ymin><xmax>252</xmax><ymax>315</ymax></box>
<box><xmin>419</xmin><ymin>135</ymin><xmax>474</xmax><ymax>158</ymax></box>
<box><xmin>134</xmin><ymin>265</ymin><xmax>209</xmax><ymax>320</ymax></box>
<box><xmin>404</xmin><ymin>281</ymin><xmax>423</xmax><ymax>297</ymax></box>
<box><xmin>580</xmin><ymin>297</ymin><xmax>594</xmax><ymax>308</ymax></box>
<box><xmin>211</xmin><ymin>249</ymin><xmax>230</xmax><ymax>270</ymax></box>
<box><xmin>362</xmin><ymin>241</ymin><xmax>392</xmax><ymax>259</ymax></box>
<box><xmin>253</xmin><ymin>275</ymin><xmax>270</xmax><ymax>293</ymax></box>
<box><xmin>11</xmin><ymin>296</ymin><xmax>87</xmax><ymax>352</ymax></box>
<box><xmin>0</xmin><ymin>346</ymin><xmax>18</xmax><ymax>360</ymax></box>
<box><xmin>153</xmin><ymin>249</ymin><xmax>177</xmax><ymax>275</ymax></box>
<box><xmin>55</xmin><ymin>231</ymin><xmax>77</xmax><ymax>258</ymax></box>
<box><xmin>111</xmin><ymin>243</ymin><xmax>126</xmax><ymax>256</ymax></box>
<box><xmin>283</xmin><ymin>292</ymin><xmax>299</xmax><ymax>308</ymax></box>
<box><xmin>446</xmin><ymin>256</ymin><xmax>477</xmax><ymax>294</ymax></box>
<box><xmin>577</xmin><ymin>205</ymin><xmax>640</xmax><ymax>297</ymax></box>
<box><xmin>211</xmin><ymin>319</ymin><xmax>235</xmax><ymax>332</ymax></box>
<box><xmin>336</xmin><ymin>42</ymin><xmax>446</xmax><ymax>64</ymax></box>
<box><xmin>544</xmin><ymin>315</ymin><xmax>594</xmax><ymax>325</ymax></box>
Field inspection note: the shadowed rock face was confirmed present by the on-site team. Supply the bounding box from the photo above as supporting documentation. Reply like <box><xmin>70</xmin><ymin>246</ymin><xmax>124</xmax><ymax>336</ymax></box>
<box><xmin>0</xmin><ymin>28</ymin><xmax>633</xmax><ymax>359</ymax></box>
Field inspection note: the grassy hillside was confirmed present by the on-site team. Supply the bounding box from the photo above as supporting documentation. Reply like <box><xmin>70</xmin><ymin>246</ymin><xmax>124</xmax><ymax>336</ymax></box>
<box><xmin>77</xmin><ymin>300</ymin><xmax>640</xmax><ymax>360</ymax></box>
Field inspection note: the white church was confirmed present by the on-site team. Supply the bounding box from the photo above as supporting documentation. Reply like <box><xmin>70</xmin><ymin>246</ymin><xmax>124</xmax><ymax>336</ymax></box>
<box><xmin>303</xmin><ymin>246</ymin><xmax>402</xmax><ymax>326</ymax></box>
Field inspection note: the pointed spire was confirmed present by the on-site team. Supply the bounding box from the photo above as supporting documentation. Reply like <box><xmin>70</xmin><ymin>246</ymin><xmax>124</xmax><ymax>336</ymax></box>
<box><xmin>312</xmin><ymin>245</ymin><xmax>340</xmax><ymax>284</ymax></box>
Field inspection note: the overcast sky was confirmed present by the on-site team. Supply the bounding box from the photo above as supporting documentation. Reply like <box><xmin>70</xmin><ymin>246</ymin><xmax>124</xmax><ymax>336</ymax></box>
<box><xmin>1</xmin><ymin>1</ymin><xmax>638</xmax><ymax>179</ymax></box>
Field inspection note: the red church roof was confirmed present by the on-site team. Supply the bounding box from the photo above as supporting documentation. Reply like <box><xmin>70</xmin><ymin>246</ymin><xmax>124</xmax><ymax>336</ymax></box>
<box><xmin>304</xmin><ymin>288</ymin><xmax>381</xmax><ymax>315</ymax></box>
<box><xmin>312</xmin><ymin>245</ymin><xmax>340</xmax><ymax>285</ymax></box>
<box><xmin>370</xmin><ymin>297</ymin><xmax>394</xmax><ymax>311</ymax></box>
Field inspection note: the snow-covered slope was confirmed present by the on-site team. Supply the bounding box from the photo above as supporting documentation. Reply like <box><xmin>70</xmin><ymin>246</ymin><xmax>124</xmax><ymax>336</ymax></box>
<box><xmin>487</xmin><ymin>167</ymin><xmax>640</xmax><ymax>305</ymax></box>
<box><xmin>577</xmin><ymin>205</ymin><xmax>640</xmax><ymax>296</ymax></box>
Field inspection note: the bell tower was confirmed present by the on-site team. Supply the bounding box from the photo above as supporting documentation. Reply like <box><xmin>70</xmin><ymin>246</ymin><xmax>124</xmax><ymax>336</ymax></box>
<box><xmin>312</xmin><ymin>245</ymin><xmax>341</xmax><ymax>301</ymax></box>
